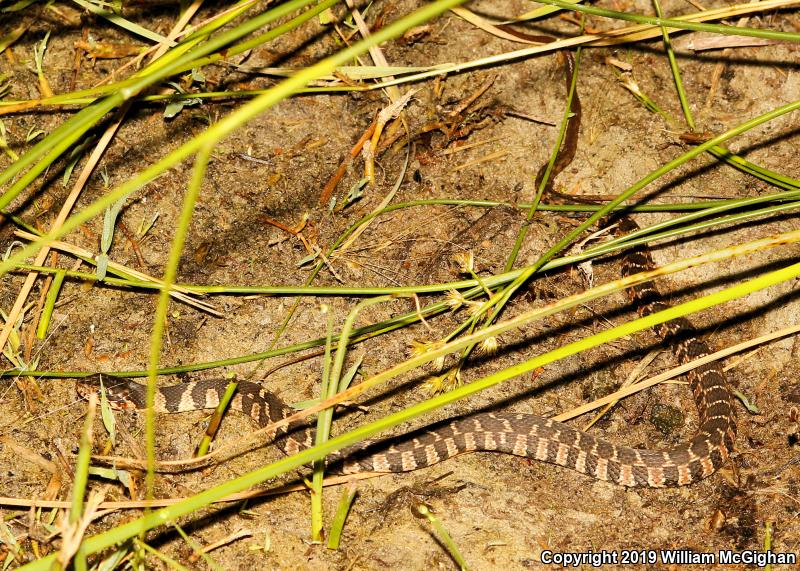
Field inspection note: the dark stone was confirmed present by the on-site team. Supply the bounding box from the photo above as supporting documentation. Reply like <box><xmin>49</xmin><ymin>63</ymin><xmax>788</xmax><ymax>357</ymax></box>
<box><xmin>650</xmin><ymin>404</ymin><xmax>685</xmax><ymax>435</ymax></box>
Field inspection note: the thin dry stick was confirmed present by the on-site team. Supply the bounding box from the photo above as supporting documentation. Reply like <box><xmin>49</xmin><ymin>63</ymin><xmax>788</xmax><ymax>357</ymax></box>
<box><xmin>319</xmin><ymin>112</ymin><xmax>378</xmax><ymax>204</ymax></box>
<box><xmin>332</xmin><ymin>134</ymin><xmax>411</xmax><ymax>258</ymax></box>
<box><xmin>552</xmin><ymin>321</ymin><xmax>800</xmax><ymax>422</ymax></box>
<box><xmin>151</xmin><ymin>0</ymin><xmax>204</xmax><ymax>61</ymax></box>
<box><xmin>450</xmin><ymin>149</ymin><xmax>510</xmax><ymax>173</ymax></box>
<box><xmin>440</xmin><ymin>135</ymin><xmax>508</xmax><ymax>155</ymax></box>
<box><xmin>583</xmin><ymin>349</ymin><xmax>660</xmax><ymax>430</ymax></box>
<box><xmin>190</xmin><ymin>529</ymin><xmax>252</xmax><ymax>560</ymax></box>
<box><xmin>341</xmin><ymin>0</ymin><xmax>409</xmax><ymax>186</ymax></box>
<box><xmin>363</xmin><ymin>89</ymin><xmax>416</xmax><ymax>183</ymax></box>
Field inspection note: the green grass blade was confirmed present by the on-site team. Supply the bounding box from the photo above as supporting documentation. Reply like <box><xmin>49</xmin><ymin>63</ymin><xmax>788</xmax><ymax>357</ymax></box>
<box><xmin>327</xmin><ymin>483</ymin><xmax>357</xmax><ymax>550</ymax></box>
<box><xmin>537</xmin><ymin>0</ymin><xmax>800</xmax><ymax>41</ymax></box>
<box><xmin>35</xmin><ymin>269</ymin><xmax>65</xmax><ymax>339</ymax></box>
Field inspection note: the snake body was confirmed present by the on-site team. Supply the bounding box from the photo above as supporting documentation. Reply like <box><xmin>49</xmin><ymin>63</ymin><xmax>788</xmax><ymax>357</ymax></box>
<box><xmin>78</xmin><ymin>219</ymin><xmax>736</xmax><ymax>487</ymax></box>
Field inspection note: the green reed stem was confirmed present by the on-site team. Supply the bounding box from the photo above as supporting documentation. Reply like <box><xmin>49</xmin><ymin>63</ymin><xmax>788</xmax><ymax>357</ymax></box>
<box><xmin>537</xmin><ymin>0</ymin><xmax>800</xmax><ymax>41</ymax></box>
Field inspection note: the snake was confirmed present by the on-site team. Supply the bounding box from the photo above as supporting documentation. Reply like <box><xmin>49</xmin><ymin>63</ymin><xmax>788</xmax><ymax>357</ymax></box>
<box><xmin>76</xmin><ymin>33</ymin><xmax>736</xmax><ymax>487</ymax></box>
<box><xmin>76</xmin><ymin>223</ymin><xmax>737</xmax><ymax>487</ymax></box>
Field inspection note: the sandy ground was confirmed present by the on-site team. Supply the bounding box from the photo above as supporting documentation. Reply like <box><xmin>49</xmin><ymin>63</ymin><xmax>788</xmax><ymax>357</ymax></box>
<box><xmin>0</xmin><ymin>1</ymin><xmax>799</xmax><ymax>569</ymax></box>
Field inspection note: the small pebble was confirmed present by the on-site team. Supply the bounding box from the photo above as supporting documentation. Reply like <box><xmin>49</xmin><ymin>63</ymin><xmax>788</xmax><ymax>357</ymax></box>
<box><xmin>650</xmin><ymin>404</ymin><xmax>685</xmax><ymax>435</ymax></box>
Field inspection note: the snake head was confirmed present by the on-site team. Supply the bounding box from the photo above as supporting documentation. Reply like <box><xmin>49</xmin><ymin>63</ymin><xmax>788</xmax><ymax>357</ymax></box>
<box><xmin>75</xmin><ymin>375</ymin><xmax>139</xmax><ymax>410</ymax></box>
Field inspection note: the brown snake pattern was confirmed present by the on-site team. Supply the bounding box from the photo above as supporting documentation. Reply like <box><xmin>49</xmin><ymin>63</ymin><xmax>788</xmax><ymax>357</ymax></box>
<box><xmin>78</xmin><ymin>218</ymin><xmax>737</xmax><ymax>487</ymax></box>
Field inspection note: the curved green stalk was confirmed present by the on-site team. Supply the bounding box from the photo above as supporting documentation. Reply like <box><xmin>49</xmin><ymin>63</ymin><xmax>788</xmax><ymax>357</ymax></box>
<box><xmin>312</xmin><ymin>296</ymin><xmax>399</xmax><ymax>539</ymax></box>
<box><xmin>652</xmin><ymin>0</ymin><xmax>694</xmax><ymax>129</ymax></box>
<box><xmin>144</xmin><ymin>144</ymin><xmax>211</xmax><ymax>503</ymax></box>
<box><xmin>505</xmin><ymin>47</ymin><xmax>582</xmax><ymax>273</ymax></box>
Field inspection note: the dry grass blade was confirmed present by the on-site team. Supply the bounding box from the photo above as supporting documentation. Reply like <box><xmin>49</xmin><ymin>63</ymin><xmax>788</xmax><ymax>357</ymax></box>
<box><xmin>56</xmin><ymin>488</ymin><xmax>108</xmax><ymax>569</ymax></box>
<box><xmin>685</xmin><ymin>32</ymin><xmax>776</xmax><ymax>50</ymax></box>
<box><xmin>553</xmin><ymin>322</ymin><xmax>800</xmax><ymax>422</ymax></box>
<box><xmin>363</xmin><ymin>0</ymin><xmax>798</xmax><ymax>91</ymax></box>
<box><xmin>12</xmin><ymin>230</ymin><xmax>220</xmax><ymax>316</ymax></box>
<box><xmin>190</xmin><ymin>529</ymin><xmax>252</xmax><ymax>561</ymax></box>
<box><xmin>451</xmin><ymin>7</ymin><xmax>545</xmax><ymax>44</ymax></box>
<box><xmin>582</xmin><ymin>349</ymin><xmax>660</xmax><ymax>430</ymax></box>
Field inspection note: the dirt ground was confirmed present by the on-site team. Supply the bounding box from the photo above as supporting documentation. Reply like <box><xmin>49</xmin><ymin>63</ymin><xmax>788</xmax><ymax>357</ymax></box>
<box><xmin>1</xmin><ymin>1</ymin><xmax>799</xmax><ymax>569</ymax></box>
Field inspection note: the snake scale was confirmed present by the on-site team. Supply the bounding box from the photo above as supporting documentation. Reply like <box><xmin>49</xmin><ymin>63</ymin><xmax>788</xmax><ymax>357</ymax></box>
<box><xmin>77</xmin><ymin>218</ymin><xmax>737</xmax><ymax>488</ymax></box>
